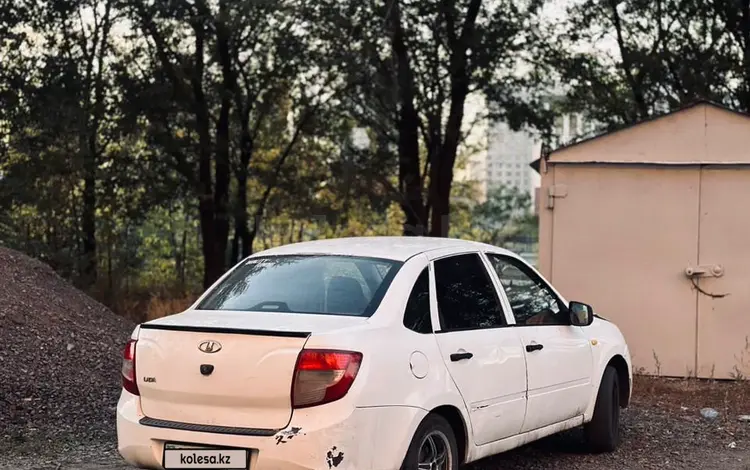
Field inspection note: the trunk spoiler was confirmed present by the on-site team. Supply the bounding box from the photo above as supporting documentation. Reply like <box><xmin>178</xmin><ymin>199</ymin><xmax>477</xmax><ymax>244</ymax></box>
<box><xmin>138</xmin><ymin>323</ymin><xmax>310</xmax><ymax>338</ymax></box>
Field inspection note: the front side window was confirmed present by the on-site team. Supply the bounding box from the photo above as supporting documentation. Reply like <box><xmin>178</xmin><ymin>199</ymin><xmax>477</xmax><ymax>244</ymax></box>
<box><xmin>486</xmin><ymin>254</ymin><xmax>566</xmax><ymax>326</ymax></box>
<box><xmin>197</xmin><ymin>255</ymin><xmax>403</xmax><ymax>317</ymax></box>
<box><xmin>434</xmin><ymin>254</ymin><xmax>506</xmax><ymax>331</ymax></box>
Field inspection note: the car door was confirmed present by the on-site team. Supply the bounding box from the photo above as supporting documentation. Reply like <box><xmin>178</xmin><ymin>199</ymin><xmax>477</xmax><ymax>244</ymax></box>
<box><xmin>430</xmin><ymin>252</ymin><xmax>528</xmax><ymax>446</ymax></box>
<box><xmin>485</xmin><ymin>253</ymin><xmax>593</xmax><ymax>433</ymax></box>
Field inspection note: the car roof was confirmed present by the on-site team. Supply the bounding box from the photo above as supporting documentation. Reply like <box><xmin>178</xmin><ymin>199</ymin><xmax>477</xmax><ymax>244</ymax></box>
<box><xmin>251</xmin><ymin>236</ymin><xmax>515</xmax><ymax>262</ymax></box>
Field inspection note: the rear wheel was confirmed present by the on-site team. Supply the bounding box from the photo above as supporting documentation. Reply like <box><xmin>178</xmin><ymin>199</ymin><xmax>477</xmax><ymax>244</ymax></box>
<box><xmin>584</xmin><ymin>365</ymin><xmax>621</xmax><ymax>453</ymax></box>
<box><xmin>401</xmin><ymin>414</ymin><xmax>458</xmax><ymax>470</ymax></box>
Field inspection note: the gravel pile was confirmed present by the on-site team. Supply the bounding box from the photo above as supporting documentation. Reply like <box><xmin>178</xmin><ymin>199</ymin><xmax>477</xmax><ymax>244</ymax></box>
<box><xmin>0</xmin><ymin>247</ymin><xmax>134</xmax><ymax>445</ymax></box>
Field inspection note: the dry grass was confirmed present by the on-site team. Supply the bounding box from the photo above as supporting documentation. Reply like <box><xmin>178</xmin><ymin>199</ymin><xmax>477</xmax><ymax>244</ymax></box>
<box><xmin>633</xmin><ymin>374</ymin><xmax>750</xmax><ymax>417</ymax></box>
<box><xmin>145</xmin><ymin>294</ymin><xmax>198</xmax><ymax>321</ymax></box>
<box><xmin>107</xmin><ymin>292</ymin><xmax>199</xmax><ymax>323</ymax></box>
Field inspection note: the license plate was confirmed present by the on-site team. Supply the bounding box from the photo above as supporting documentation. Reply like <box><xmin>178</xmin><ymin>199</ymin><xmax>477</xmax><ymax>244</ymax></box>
<box><xmin>163</xmin><ymin>444</ymin><xmax>248</xmax><ymax>469</ymax></box>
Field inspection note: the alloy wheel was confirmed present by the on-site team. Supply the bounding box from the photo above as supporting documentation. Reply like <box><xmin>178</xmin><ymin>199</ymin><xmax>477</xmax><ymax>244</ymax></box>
<box><xmin>417</xmin><ymin>430</ymin><xmax>452</xmax><ymax>470</ymax></box>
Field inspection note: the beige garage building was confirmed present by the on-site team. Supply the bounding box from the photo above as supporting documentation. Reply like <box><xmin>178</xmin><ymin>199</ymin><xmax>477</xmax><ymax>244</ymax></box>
<box><xmin>534</xmin><ymin>101</ymin><xmax>750</xmax><ymax>379</ymax></box>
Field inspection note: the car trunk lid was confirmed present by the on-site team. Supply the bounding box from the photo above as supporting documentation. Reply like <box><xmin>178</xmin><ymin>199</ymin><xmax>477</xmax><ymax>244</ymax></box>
<box><xmin>135</xmin><ymin>311</ymin><xmax>366</xmax><ymax>430</ymax></box>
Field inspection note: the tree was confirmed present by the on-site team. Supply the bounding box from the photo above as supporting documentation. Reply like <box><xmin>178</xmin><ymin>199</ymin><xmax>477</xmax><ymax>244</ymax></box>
<box><xmin>1</xmin><ymin>0</ymin><xmax>125</xmax><ymax>286</ymax></box>
<box><xmin>546</xmin><ymin>0</ymin><xmax>750</xmax><ymax>129</ymax></box>
<box><xmin>470</xmin><ymin>184</ymin><xmax>535</xmax><ymax>246</ymax></box>
<box><xmin>316</xmin><ymin>0</ymin><xmax>551</xmax><ymax>237</ymax></box>
<box><xmin>124</xmin><ymin>0</ymin><xmax>349</xmax><ymax>287</ymax></box>
<box><xmin>124</xmin><ymin>0</ymin><xmax>233</xmax><ymax>288</ymax></box>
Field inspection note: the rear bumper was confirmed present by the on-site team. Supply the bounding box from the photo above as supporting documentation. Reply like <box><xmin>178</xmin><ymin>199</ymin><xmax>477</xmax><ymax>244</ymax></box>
<box><xmin>117</xmin><ymin>390</ymin><xmax>426</xmax><ymax>470</ymax></box>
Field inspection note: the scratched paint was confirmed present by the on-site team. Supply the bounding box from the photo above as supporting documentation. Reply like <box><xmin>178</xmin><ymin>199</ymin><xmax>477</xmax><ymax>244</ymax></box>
<box><xmin>326</xmin><ymin>446</ymin><xmax>344</xmax><ymax>468</ymax></box>
<box><xmin>274</xmin><ymin>426</ymin><xmax>303</xmax><ymax>445</ymax></box>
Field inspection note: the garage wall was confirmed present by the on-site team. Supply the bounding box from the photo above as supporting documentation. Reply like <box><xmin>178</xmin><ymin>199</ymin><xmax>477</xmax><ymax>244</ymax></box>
<box><xmin>545</xmin><ymin>165</ymin><xmax>701</xmax><ymax>377</ymax></box>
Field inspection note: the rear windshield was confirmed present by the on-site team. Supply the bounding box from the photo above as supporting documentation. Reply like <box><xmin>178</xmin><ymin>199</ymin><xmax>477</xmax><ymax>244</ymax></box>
<box><xmin>196</xmin><ymin>255</ymin><xmax>403</xmax><ymax>317</ymax></box>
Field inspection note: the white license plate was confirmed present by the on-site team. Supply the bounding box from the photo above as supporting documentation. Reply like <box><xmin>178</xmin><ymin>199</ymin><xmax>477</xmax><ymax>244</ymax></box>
<box><xmin>163</xmin><ymin>446</ymin><xmax>248</xmax><ymax>469</ymax></box>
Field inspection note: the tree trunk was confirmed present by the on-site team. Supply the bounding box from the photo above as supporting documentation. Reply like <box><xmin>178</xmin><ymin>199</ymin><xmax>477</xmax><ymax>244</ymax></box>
<box><xmin>198</xmin><ymin>201</ymin><xmax>220</xmax><ymax>288</ymax></box>
<box><xmin>428</xmin><ymin>69</ymin><xmax>467</xmax><ymax>237</ymax></box>
<box><xmin>179</xmin><ymin>215</ymin><xmax>188</xmax><ymax>291</ymax></box>
<box><xmin>608</xmin><ymin>0</ymin><xmax>649</xmax><ymax>119</ymax></box>
<box><xmin>288</xmin><ymin>220</ymin><xmax>296</xmax><ymax>244</ymax></box>
<box><xmin>388</xmin><ymin>0</ymin><xmax>426</xmax><ymax>236</ymax></box>
<box><xmin>171</xmin><ymin>210</ymin><xmax>188</xmax><ymax>293</ymax></box>
<box><xmin>232</xmin><ymin>167</ymin><xmax>250</xmax><ymax>262</ymax></box>
<box><xmin>191</xmin><ymin>21</ymin><xmax>222</xmax><ymax>289</ymax></box>
<box><xmin>429</xmin><ymin>98</ymin><xmax>463</xmax><ymax>237</ymax></box>
<box><xmin>428</xmin><ymin>160</ymin><xmax>455</xmax><ymax>237</ymax></box>
<box><xmin>175</xmin><ymin>242</ymin><xmax>184</xmax><ymax>292</ymax></box>
<box><xmin>233</xmin><ymin>120</ymin><xmax>252</xmax><ymax>261</ymax></box>
<box><xmin>427</xmin><ymin>0</ymin><xmax>480</xmax><ymax>237</ymax></box>
<box><xmin>106</xmin><ymin>228</ymin><xmax>113</xmax><ymax>293</ymax></box>
<box><xmin>79</xmin><ymin>0</ymin><xmax>113</xmax><ymax>288</ymax></box>
<box><xmin>81</xmin><ymin>146</ymin><xmax>97</xmax><ymax>287</ymax></box>
<box><xmin>247</xmin><ymin>227</ymin><xmax>258</xmax><ymax>257</ymax></box>
<box><xmin>213</xmin><ymin>0</ymin><xmax>232</xmax><ymax>273</ymax></box>
<box><xmin>230</xmin><ymin>232</ymin><xmax>239</xmax><ymax>266</ymax></box>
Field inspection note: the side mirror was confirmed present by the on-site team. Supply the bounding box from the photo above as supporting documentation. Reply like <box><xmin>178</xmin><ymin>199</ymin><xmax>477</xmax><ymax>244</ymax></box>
<box><xmin>569</xmin><ymin>301</ymin><xmax>594</xmax><ymax>327</ymax></box>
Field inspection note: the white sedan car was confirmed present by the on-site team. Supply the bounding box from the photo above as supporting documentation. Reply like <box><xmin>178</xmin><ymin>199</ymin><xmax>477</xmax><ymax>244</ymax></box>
<box><xmin>117</xmin><ymin>236</ymin><xmax>632</xmax><ymax>470</ymax></box>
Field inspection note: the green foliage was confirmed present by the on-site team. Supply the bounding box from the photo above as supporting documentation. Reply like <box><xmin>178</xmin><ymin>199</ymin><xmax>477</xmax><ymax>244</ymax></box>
<box><xmin>20</xmin><ymin>0</ymin><xmax>750</xmax><ymax>309</ymax></box>
<box><xmin>135</xmin><ymin>205</ymin><xmax>204</xmax><ymax>293</ymax></box>
<box><xmin>449</xmin><ymin>183</ymin><xmax>537</xmax><ymax>250</ymax></box>
<box><xmin>544</xmin><ymin>0</ymin><xmax>750</xmax><ymax>131</ymax></box>
<box><xmin>473</xmin><ymin>185</ymin><xmax>532</xmax><ymax>235</ymax></box>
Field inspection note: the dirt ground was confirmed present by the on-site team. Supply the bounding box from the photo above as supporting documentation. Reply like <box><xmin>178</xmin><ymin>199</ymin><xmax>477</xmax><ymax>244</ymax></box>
<box><xmin>1</xmin><ymin>376</ymin><xmax>748</xmax><ymax>470</ymax></box>
<box><xmin>469</xmin><ymin>376</ymin><xmax>750</xmax><ymax>470</ymax></box>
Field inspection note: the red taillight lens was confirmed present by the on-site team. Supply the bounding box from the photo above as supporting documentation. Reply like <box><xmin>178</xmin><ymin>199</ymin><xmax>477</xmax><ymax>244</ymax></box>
<box><xmin>291</xmin><ymin>349</ymin><xmax>362</xmax><ymax>409</ymax></box>
<box><xmin>122</xmin><ymin>339</ymin><xmax>140</xmax><ymax>396</ymax></box>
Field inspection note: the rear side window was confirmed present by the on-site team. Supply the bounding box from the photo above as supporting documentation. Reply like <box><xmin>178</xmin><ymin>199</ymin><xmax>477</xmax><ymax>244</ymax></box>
<box><xmin>434</xmin><ymin>253</ymin><xmax>506</xmax><ymax>331</ymax></box>
<box><xmin>197</xmin><ymin>255</ymin><xmax>403</xmax><ymax>317</ymax></box>
<box><xmin>403</xmin><ymin>268</ymin><xmax>432</xmax><ymax>334</ymax></box>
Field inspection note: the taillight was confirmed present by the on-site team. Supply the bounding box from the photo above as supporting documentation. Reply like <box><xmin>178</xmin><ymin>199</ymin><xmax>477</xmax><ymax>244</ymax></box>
<box><xmin>291</xmin><ymin>349</ymin><xmax>362</xmax><ymax>408</ymax></box>
<box><xmin>122</xmin><ymin>338</ymin><xmax>140</xmax><ymax>396</ymax></box>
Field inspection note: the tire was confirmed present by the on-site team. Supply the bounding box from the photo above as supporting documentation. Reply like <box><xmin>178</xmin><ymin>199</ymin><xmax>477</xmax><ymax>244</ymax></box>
<box><xmin>401</xmin><ymin>414</ymin><xmax>459</xmax><ymax>470</ymax></box>
<box><xmin>584</xmin><ymin>365</ymin><xmax>621</xmax><ymax>453</ymax></box>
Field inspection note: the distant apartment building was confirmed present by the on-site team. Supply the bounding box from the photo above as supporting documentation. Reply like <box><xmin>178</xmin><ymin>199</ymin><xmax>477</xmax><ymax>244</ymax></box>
<box><xmin>486</xmin><ymin>121</ymin><xmax>537</xmax><ymax>195</ymax></box>
<box><xmin>483</xmin><ymin>110</ymin><xmax>594</xmax><ymax>204</ymax></box>
<box><xmin>552</xmin><ymin>112</ymin><xmax>595</xmax><ymax>146</ymax></box>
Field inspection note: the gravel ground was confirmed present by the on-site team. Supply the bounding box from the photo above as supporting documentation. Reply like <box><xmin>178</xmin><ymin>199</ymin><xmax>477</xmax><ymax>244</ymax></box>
<box><xmin>1</xmin><ymin>247</ymin><xmax>749</xmax><ymax>469</ymax></box>
<box><xmin>1</xmin><ymin>377</ymin><xmax>748</xmax><ymax>469</ymax></box>
<box><xmin>0</xmin><ymin>247</ymin><xmax>134</xmax><ymax>445</ymax></box>
<box><xmin>470</xmin><ymin>377</ymin><xmax>750</xmax><ymax>470</ymax></box>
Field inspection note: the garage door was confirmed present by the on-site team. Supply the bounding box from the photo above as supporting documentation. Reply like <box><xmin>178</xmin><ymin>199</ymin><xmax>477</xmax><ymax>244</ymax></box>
<box><xmin>696</xmin><ymin>167</ymin><xmax>750</xmax><ymax>379</ymax></box>
<box><xmin>549</xmin><ymin>165</ymin><xmax>701</xmax><ymax>377</ymax></box>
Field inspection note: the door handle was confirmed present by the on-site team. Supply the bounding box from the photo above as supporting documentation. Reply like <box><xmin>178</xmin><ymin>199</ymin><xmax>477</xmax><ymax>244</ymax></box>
<box><xmin>450</xmin><ymin>352</ymin><xmax>473</xmax><ymax>362</ymax></box>
<box><xmin>526</xmin><ymin>343</ymin><xmax>544</xmax><ymax>352</ymax></box>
